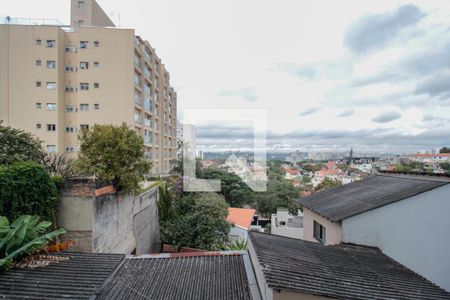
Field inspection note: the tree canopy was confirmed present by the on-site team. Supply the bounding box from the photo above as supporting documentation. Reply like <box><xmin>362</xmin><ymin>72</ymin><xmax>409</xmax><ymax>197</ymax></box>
<box><xmin>0</xmin><ymin>125</ymin><xmax>45</xmax><ymax>165</ymax></box>
<box><xmin>315</xmin><ymin>177</ymin><xmax>342</xmax><ymax>192</ymax></box>
<box><xmin>76</xmin><ymin>124</ymin><xmax>151</xmax><ymax>193</ymax></box>
<box><xmin>440</xmin><ymin>147</ymin><xmax>450</xmax><ymax>154</ymax></box>
<box><xmin>160</xmin><ymin>191</ymin><xmax>230</xmax><ymax>250</ymax></box>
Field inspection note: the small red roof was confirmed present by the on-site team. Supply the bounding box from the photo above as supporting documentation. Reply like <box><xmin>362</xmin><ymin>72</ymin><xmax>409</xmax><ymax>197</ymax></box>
<box><xmin>286</xmin><ymin>169</ymin><xmax>300</xmax><ymax>175</ymax></box>
<box><xmin>227</xmin><ymin>208</ymin><xmax>256</xmax><ymax>230</ymax></box>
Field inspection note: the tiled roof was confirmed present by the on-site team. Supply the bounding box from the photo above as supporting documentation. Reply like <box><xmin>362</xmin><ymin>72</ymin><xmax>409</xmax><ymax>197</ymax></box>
<box><xmin>0</xmin><ymin>252</ymin><xmax>124</xmax><ymax>299</ymax></box>
<box><xmin>297</xmin><ymin>174</ymin><xmax>448</xmax><ymax>221</ymax></box>
<box><xmin>227</xmin><ymin>208</ymin><xmax>256</xmax><ymax>230</ymax></box>
<box><xmin>96</xmin><ymin>252</ymin><xmax>253</xmax><ymax>300</ymax></box>
<box><xmin>249</xmin><ymin>232</ymin><xmax>450</xmax><ymax>300</ymax></box>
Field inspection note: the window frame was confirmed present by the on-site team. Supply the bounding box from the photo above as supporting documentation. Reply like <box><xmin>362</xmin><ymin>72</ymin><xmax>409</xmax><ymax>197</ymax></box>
<box><xmin>46</xmin><ymin>60</ymin><xmax>56</xmax><ymax>69</ymax></box>
<box><xmin>313</xmin><ymin>220</ymin><xmax>326</xmax><ymax>244</ymax></box>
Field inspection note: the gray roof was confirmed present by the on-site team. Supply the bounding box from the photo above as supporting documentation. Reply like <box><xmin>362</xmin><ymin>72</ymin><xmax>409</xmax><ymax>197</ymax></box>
<box><xmin>0</xmin><ymin>252</ymin><xmax>124</xmax><ymax>299</ymax></box>
<box><xmin>298</xmin><ymin>174</ymin><xmax>448</xmax><ymax>221</ymax></box>
<box><xmin>96</xmin><ymin>253</ymin><xmax>252</xmax><ymax>300</ymax></box>
<box><xmin>249</xmin><ymin>231</ymin><xmax>450</xmax><ymax>300</ymax></box>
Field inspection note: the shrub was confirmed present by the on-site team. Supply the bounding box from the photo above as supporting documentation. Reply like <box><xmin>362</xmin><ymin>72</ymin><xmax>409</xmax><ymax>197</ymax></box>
<box><xmin>0</xmin><ymin>161</ymin><xmax>58</xmax><ymax>222</ymax></box>
<box><xmin>0</xmin><ymin>125</ymin><xmax>45</xmax><ymax>165</ymax></box>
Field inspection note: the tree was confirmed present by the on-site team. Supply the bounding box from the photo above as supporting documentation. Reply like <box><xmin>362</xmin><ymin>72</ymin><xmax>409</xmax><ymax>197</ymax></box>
<box><xmin>257</xmin><ymin>180</ymin><xmax>300</xmax><ymax>217</ymax></box>
<box><xmin>440</xmin><ymin>147</ymin><xmax>450</xmax><ymax>154</ymax></box>
<box><xmin>440</xmin><ymin>162</ymin><xmax>450</xmax><ymax>171</ymax></box>
<box><xmin>0</xmin><ymin>161</ymin><xmax>58</xmax><ymax>222</ymax></box>
<box><xmin>315</xmin><ymin>177</ymin><xmax>342</xmax><ymax>192</ymax></box>
<box><xmin>76</xmin><ymin>124</ymin><xmax>151</xmax><ymax>193</ymax></box>
<box><xmin>0</xmin><ymin>125</ymin><xmax>45</xmax><ymax>165</ymax></box>
<box><xmin>41</xmin><ymin>153</ymin><xmax>77</xmax><ymax>179</ymax></box>
<box><xmin>0</xmin><ymin>215</ymin><xmax>65</xmax><ymax>269</ymax></box>
<box><xmin>160</xmin><ymin>192</ymin><xmax>230</xmax><ymax>250</ymax></box>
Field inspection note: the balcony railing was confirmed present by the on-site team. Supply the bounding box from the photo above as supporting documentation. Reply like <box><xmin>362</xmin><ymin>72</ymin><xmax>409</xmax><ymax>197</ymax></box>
<box><xmin>0</xmin><ymin>16</ymin><xmax>64</xmax><ymax>26</ymax></box>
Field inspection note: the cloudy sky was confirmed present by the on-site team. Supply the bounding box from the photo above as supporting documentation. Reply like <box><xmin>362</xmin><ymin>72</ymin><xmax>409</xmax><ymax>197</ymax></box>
<box><xmin>5</xmin><ymin>0</ymin><xmax>450</xmax><ymax>153</ymax></box>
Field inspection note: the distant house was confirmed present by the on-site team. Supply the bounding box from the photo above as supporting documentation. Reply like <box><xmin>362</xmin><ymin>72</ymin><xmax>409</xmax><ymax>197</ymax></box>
<box><xmin>270</xmin><ymin>208</ymin><xmax>303</xmax><ymax>239</ymax></box>
<box><xmin>227</xmin><ymin>207</ymin><xmax>256</xmax><ymax>241</ymax></box>
<box><xmin>284</xmin><ymin>169</ymin><xmax>300</xmax><ymax>179</ymax></box>
<box><xmin>248</xmin><ymin>231</ymin><xmax>450</xmax><ymax>300</ymax></box>
<box><xmin>298</xmin><ymin>173</ymin><xmax>450</xmax><ymax>291</ymax></box>
<box><xmin>0</xmin><ymin>251</ymin><xmax>258</xmax><ymax>299</ymax></box>
<box><xmin>410</xmin><ymin>153</ymin><xmax>450</xmax><ymax>169</ymax></box>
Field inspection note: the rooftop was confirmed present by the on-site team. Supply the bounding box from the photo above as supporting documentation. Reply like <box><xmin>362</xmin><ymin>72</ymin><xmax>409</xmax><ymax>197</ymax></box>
<box><xmin>227</xmin><ymin>207</ymin><xmax>256</xmax><ymax>230</ymax></box>
<box><xmin>297</xmin><ymin>173</ymin><xmax>448</xmax><ymax>221</ymax></box>
<box><xmin>97</xmin><ymin>252</ymin><xmax>253</xmax><ymax>300</ymax></box>
<box><xmin>0</xmin><ymin>251</ymin><xmax>255</xmax><ymax>300</ymax></box>
<box><xmin>249</xmin><ymin>231</ymin><xmax>450</xmax><ymax>299</ymax></box>
<box><xmin>0</xmin><ymin>252</ymin><xmax>124</xmax><ymax>299</ymax></box>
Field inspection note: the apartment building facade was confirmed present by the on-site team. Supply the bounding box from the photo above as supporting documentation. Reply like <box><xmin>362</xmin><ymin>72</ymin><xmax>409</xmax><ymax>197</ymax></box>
<box><xmin>0</xmin><ymin>0</ymin><xmax>177</xmax><ymax>174</ymax></box>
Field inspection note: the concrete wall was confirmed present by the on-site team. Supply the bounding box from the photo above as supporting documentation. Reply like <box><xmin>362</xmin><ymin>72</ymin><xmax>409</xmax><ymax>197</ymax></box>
<box><xmin>271</xmin><ymin>225</ymin><xmax>303</xmax><ymax>240</ymax></box>
<box><xmin>303</xmin><ymin>207</ymin><xmax>342</xmax><ymax>245</ymax></box>
<box><xmin>229</xmin><ymin>226</ymin><xmax>248</xmax><ymax>242</ymax></box>
<box><xmin>342</xmin><ymin>184</ymin><xmax>450</xmax><ymax>292</ymax></box>
<box><xmin>58</xmin><ymin>179</ymin><xmax>160</xmax><ymax>255</ymax></box>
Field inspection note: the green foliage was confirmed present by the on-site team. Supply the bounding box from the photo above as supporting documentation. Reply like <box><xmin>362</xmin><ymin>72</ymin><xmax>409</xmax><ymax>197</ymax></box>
<box><xmin>302</xmin><ymin>175</ymin><xmax>311</xmax><ymax>183</ymax></box>
<box><xmin>441</xmin><ymin>162</ymin><xmax>450</xmax><ymax>171</ymax></box>
<box><xmin>315</xmin><ymin>177</ymin><xmax>342</xmax><ymax>192</ymax></box>
<box><xmin>76</xmin><ymin>124</ymin><xmax>151</xmax><ymax>193</ymax></box>
<box><xmin>257</xmin><ymin>179</ymin><xmax>299</xmax><ymax>217</ymax></box>
<box><xmin>158</xmin><ymin>181</ymin><xmax>174</xmax><ymax>223</ymax></box>
<box><xmin>41</xmin><ymin>153</ymin><xmax>77</xmax><ymax>179</ymax></box>
<box><xmin>302</xmin><ymin>163</ymin><xmax>323</xmax><ymax>172</ymax></box>
<box><xmin>160</xmin><ymin>192</ymin><xmax>230</xmax><ymax>251</ymax></box>
<box><xmin>0</xmin><ymin>125</ymin><xmax>45</xmax><ymax>165</ymax></box>
<box><xmin>0</xmin><ymin>215</ymin><xmax>65</xmax><ymax>269</ymax></box>
<box><xmin>0</xmin><ymin>161</ymin><xmax>58</xmax><ymax>222</ymax></box>
<box><xmin>440</xmin><ymin>147</ymin><xmax>450</xmax><ymax>154</ymax></box>
<box><xmin>201</xmin><ymin>167</ymin><xmax>255</xmax><ymax>207</ymax></box>
<box><xmin>218</xmin><ymin>238</ymin><xmax>248</xmax><ymax>251</ymax></box>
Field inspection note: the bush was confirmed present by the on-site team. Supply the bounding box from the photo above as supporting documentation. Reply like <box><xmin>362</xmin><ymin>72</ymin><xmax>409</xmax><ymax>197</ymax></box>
<box><xmin>0</xmin><ymin>125</ymin><xmax>45</xmax><ymax>165</ymax></box>
<box><xmin>0</xmin><ymin>161</ymin><xmax>58</xmax><ymax>222</ymax></box>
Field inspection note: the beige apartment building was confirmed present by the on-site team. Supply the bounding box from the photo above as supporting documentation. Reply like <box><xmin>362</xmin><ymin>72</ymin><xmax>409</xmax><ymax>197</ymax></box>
<box><xmin>0</xmin><ymin>0</ymin><xmax>177</xmax><ymax>174</ymax></box>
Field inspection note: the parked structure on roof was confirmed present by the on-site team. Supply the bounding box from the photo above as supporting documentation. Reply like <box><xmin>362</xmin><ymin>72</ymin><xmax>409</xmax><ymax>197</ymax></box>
<box><xmin>270</xmin><ymin>208</ymin><xmax>303</xmax><ymax>239</ymax></box>
<box><xmin>297</xmin><ymin>173</ymin><xmax>450</xmax><ymax>292</ymax></box>
<box><xmin>248</xmin><ymin>231</ymin><xmax>450</xmax><ymax>300</ymax></box>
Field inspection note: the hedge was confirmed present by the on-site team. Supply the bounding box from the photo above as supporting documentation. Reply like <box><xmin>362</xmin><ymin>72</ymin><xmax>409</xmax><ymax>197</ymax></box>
<box><xmin>0</xmin><ymin>161</ymin><xmax>58</xmax><ymax>222</ymax></box>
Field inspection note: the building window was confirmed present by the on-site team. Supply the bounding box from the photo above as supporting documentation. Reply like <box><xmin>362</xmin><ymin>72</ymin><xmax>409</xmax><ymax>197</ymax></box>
<box><xmin>93</xmin><ymin>61</ymin><xmax>99</xmax><ymax>67</ymax></box>
<box><xmin>65</xmin><ymin>85</ymin><xmax>75</xmax><ymax>93</ymax></box>
<box><xmin>65</xmin><ymin>46</ymin><xmax>77</xmax><ymax>53</ymax></box>
<box><xmin>134</xmin><ymin>109</ymin><xmax>142</xmax><ymax>123</ymax></box>
<box><xmin>36</xmin><ymin>81</ymin><xmax>41</xmax><ymax>87</ymax></box>
<box><xmin>78</xmin><ymin>20</ymin><xmax>84</xmax><ymax>26</ymax></box>
<box><xmin>46</xmin><ymin>40</ymin><xmax>56</xmax><ymax>48</ymax></box>
<box><xmin>94</xmin><ymin>41</ymin><xmax>100</xmax><ymax>47</ymax></box>
<box><xmin>36</xmin><ymin>39</ymin><xmax>42</xmax><ymax>46</ymax></box>
<box><xmin>47</xmin><ymin>124</ymin><xmax>56</xmax><ymax>132</ymax></box>
<box><xmin>80</xmin><ymin>124</ymin><xmax>89</xmax><ymax>130</ymax></box>
<box><xmin>65</xmin><ymin>105</ymin><xmax>76</xmax><ymax>112</ymax></box>
<box><xmin>77</xmin><ymin>0</ymin><xmax>85</xmax><ymax>8</ymax></box>
<box><xmin>46</xmin><ymin>103</ymin><xmax>56</xmax><ymax>110</ymax></box>
<box><xmin>80</xmin><ymin>103</ymin><xmax>89</xmax><ymax>112</ymax></box>
<box><xmin>65</xmin><ymin>65</ymin><xmax>75</xmax><ymax>72</ymax></box>
<box><xmin>80</xmin><ymin>83</ymin><xmax>89</xmax><ymax>90</ymax></box>
<box><xmin>80</xmin><ymin>41</ymin><xmax>88</xmax><ymax>49</ymax></box>
<box><xmin>80</xmin><ymin>61</ymin><xmax>89</xmax><ymax>69</ymax></box>
<box><xmin>35</xmin><ymin>102</ymin><xmax>42</xmax><ymax>109</ymax></box>
<box><xmin>46</xmin><ymin>82</ymin><xmax>56</xmax><ymax>90</ymax></box>
<box><xmin>65</xmin><ymin>146</ymin><xmax>75</xmax><ymax>153</ymax></box>
<box><xmin>47</xmin><ymin>145</ymin><xmax>56</xmax><ymax>153</ymax></box>
<box><xmin>47</xmin><ymin>60</ymin><xmax>56</xmax><ymax>69</ymax></box>
<box><xmin>94</xmin><ymin>82</ymin><xmax>99</xmax><ymax>88</ymax></box>
<box><xmin>36</xmin><ymin>123</ymin><xmax>42</xmax><ymax>129</ymax></box>
<box><xmin>36</xmin><ymin>60</ymin><xmax>42</xmax><ymax>66</ymax></box>
<box><xmin>313</xmin><ymin>221</ymin><xmax>326</xmax><ymax>244</ymax></box>
<box><xmin>94</xmin><ymin>103</ymin><xmax>100</xmax><ymax>110</ymax></box>
<box><xmin>65</xmin><ymin>126</ymin><xmax>75</xmax><ymax>133</ymax></box>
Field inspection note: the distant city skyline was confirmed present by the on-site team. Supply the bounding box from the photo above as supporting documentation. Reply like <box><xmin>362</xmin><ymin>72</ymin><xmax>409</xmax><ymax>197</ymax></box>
<box><xmin>4</xmin><ymin>0</ymin><xmax>450</xmax><ymax>152</ymax></box>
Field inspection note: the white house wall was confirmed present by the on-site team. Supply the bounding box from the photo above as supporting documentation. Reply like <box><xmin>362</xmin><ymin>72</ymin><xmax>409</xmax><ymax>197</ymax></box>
<box><xmin>342</xmin><ymin>184</ymin><xmax>450</xmax><ymax>291</ymax></box>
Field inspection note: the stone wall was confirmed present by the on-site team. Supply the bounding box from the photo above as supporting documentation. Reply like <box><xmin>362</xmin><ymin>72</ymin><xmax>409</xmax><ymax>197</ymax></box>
<box><xmin>58</xmin><ymin>179</ymin><xmax>160</xmax><ymax>254</ymax></box>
